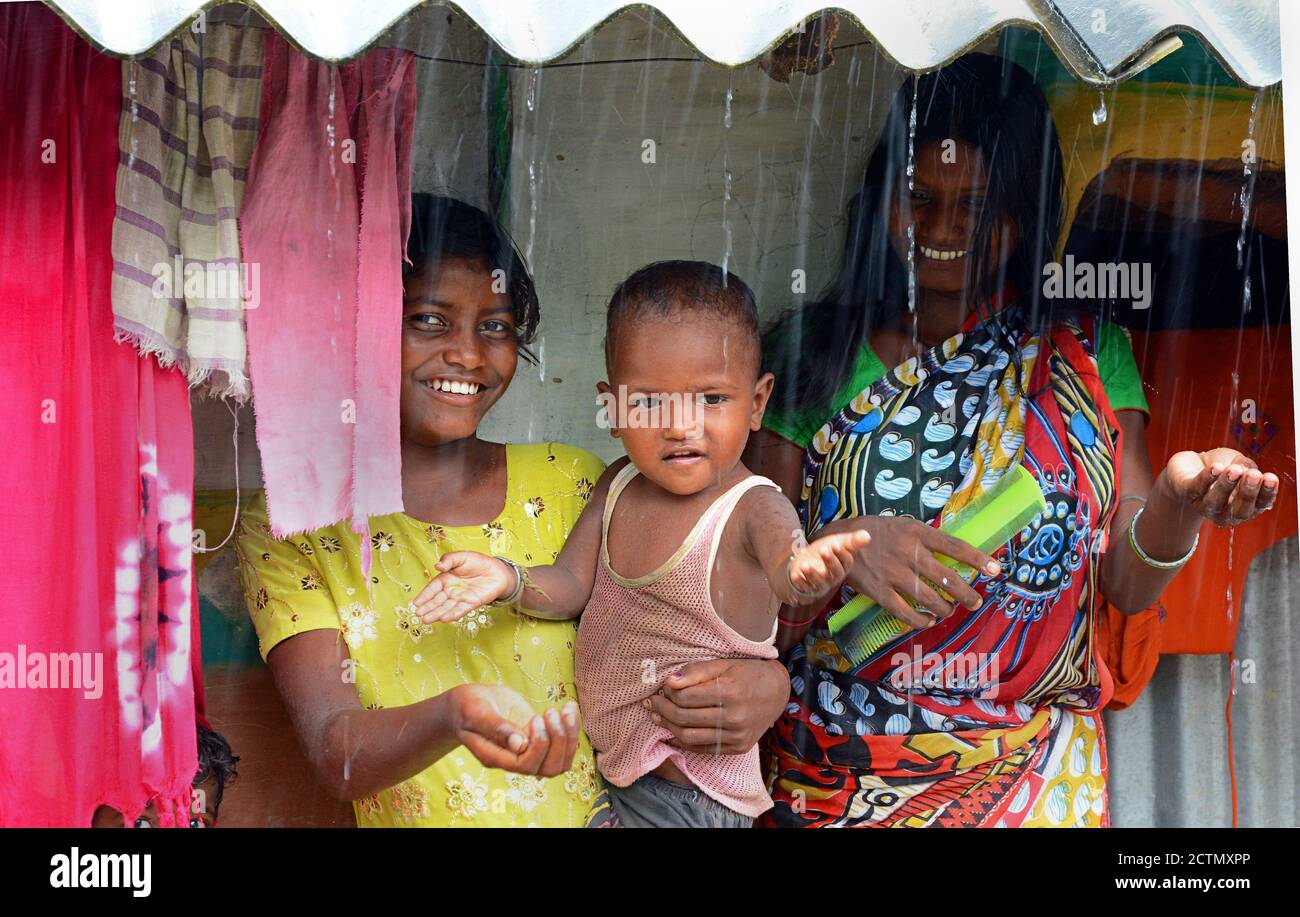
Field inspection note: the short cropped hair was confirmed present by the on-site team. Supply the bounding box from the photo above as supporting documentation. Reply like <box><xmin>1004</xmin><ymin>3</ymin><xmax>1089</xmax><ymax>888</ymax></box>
<box><xmin>605</xmin><ymin>260</ymin><xmax>761</xmax><ymax>374</ymax></box>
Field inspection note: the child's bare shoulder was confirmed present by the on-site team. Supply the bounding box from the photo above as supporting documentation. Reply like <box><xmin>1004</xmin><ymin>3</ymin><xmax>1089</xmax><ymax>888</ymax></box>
<box><xmin>598</xmin><ymin>455</ymin><xmax>632</xmax><ymax>482</ymax></box>
<box><xmin>580</xmin><ymin>456</ymin><xmax>633</xmax><ymax>511</ymax></box>
<box><xmin>736</xmin><ymin>480</ymin><xmax>797</xmax><ymax>520</ymax></box>
<box><xmin>731</xmin><ymin>481</ymin><xmax>799</xmax><ymax>554</ymax></box>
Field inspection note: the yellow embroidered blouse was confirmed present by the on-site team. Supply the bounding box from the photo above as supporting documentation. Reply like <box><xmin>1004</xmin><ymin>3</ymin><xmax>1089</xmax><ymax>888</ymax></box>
<box><xmin>235</xmin><ymin>442</ymin><xmax>605</xmax><ymax>827</ymax></box>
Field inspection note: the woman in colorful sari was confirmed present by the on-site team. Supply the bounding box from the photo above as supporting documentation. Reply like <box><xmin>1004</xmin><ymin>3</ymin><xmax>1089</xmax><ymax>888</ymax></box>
<box><xmin>745</xmin><ymin>54</ymin><xmax>1279</xmax><ymax>827</ymax></box>
<box><xmin>237</xmin><ymin>195</ymin><xmax>790</xmax><ymax>826</ymax></box>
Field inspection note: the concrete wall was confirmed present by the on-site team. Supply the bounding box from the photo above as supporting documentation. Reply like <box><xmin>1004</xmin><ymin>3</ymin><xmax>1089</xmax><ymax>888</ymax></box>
<box><xmin>1107</xmin><ymin>536</ymin><xmax>1300</xmax><ymax>827</ymax></box>
<box><xmin>482</xmin><ymin>12</ymin><xmax>905</xmax><ymax>460</ymax></box>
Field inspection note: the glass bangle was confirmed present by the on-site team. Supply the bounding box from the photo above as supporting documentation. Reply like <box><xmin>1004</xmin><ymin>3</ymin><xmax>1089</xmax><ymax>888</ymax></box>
<box><xmin>1127</xmin><ymin>505</ymin><xmax>1198</xmax><ymax>570</ymax></box>
<box><xmin>489</xmin><ymin>556</ymin><xmax>525</xmax><ymax>606</ymax></box>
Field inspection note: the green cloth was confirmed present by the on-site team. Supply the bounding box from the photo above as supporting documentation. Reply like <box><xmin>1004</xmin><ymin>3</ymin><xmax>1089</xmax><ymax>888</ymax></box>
<box><xmin>764</xmin><ymin>321</ymin><xmax>1149</xmax><ymax>448</ymax></box>
<box><xmin>1095</xmin><ymin>321</ymin><xmax>1149</xmax><ymax>415</ymax></box>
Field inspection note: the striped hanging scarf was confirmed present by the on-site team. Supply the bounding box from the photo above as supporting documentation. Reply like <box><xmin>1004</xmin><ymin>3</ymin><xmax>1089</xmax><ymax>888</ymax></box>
<box><xmin>110</xmin><ymin>22</ymin><xmax>264</xmax><ymax>400</ymax></box>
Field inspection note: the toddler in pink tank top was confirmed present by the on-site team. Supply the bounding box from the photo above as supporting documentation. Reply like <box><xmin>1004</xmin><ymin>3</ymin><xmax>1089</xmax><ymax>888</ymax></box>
<box><xmin>414</xmin><ymin>261</ymin><xmax>868</xmax><ymax>826</ymax></box>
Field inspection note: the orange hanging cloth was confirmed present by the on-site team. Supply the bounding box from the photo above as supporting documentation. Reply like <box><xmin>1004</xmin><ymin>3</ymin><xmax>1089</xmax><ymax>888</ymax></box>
<box><xmin>1099</xmin><ymin>325</ymin><xmax>1296</xmax><ymax>709</ymax></box>
<box><xmin>1135</xmin><ymin>326</ymin><xmax>1296</xmax><ymax>655</ymax></box>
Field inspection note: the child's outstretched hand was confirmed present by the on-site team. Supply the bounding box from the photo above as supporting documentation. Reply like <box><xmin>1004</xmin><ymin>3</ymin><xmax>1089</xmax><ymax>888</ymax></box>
<box><xmin>413</xmin><ymin>552</ymin><xmax>515</xmax><ymax>624</ymax></box>
<box><xmin>787</xmin><ymin>529</ymin><xmax>871</xmax><ymax>602</ymax></box>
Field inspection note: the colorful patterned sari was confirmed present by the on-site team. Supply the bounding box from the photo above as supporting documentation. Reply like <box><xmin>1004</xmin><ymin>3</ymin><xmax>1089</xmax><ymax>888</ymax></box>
<box><xmin>765</xmin><ymin>303</ymin><xmax>1121</xmax><ymax>827</ymax></box>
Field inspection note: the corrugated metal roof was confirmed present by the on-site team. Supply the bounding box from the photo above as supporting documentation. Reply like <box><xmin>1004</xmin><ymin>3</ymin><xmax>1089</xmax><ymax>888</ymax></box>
<box><xmin>10</xmin><ymin>0</ymin><xmax>1281</xmax><ymax>86</ymax></box>
<box><xmin>1049</xmin><ymin>0</ymin><xmax>1280</xmax><ymax>88</ymax></box>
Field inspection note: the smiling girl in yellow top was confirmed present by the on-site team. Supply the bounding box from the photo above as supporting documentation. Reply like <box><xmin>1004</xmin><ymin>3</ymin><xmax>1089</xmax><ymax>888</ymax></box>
<box><xmin>237</xmin><ymin>196</ymin><xmax>791</xmax><ymax>827</ymax></box>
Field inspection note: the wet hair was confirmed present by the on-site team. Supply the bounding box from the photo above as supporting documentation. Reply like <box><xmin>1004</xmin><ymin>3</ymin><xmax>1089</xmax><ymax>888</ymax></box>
<box><xmin>605</xmin><ymin>260</ymin><xmax>762</xmax><ymax>375</ymax></box>
<box><xmin>195</xmin><ymin>722</ymin><xmax>239</xmax><ymax>818</ymax></box>
<box><xmin>764</xmin><ymin>52</ymin><xmax>1066</xmax><ymax>418</ymax></box>
<box><xmin>405</xmin><ymin>194</ymin><xmax>541</xmax><ymax>363</ymax></box>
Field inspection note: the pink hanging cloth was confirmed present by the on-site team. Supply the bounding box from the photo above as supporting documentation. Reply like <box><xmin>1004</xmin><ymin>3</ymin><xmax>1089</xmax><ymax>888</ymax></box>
<box><xmin>240</xmin><ymin>33</ymin><xmax>416</xmax><ymax>559</ymax></box>
<box><xmin>0</xmin><ymin>3</ymin><xmax>197</xmax><ymax>826</ymax></box>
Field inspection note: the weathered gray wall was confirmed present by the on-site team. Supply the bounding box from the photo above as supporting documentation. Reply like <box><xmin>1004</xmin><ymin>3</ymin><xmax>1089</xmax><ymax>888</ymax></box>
<box><xmin>480</xmin><ymin>12</ymin><xmax>906</xmax><ymax>459</ymax></box>
<box><xmin>1107</xmin><ymin>536</ymin><xmax>1300</xmax><ymax>827</ymax></box>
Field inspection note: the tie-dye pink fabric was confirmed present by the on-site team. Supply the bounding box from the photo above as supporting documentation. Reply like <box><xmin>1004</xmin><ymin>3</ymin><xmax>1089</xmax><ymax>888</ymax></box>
<box><xmin>241</xmin><ymin>34</ymin><xmax>416</xmax><ymax>552</ymax></box>
<box><xmin>0</xmin><ymin>4</ymin><xmax>197</xmax><ymax>826</ymax></box>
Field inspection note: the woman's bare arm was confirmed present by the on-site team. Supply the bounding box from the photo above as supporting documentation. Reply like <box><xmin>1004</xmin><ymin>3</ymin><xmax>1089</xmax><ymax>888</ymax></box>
<box><xmin>1099</xmin><ymin>410</ymin><xmax>1178</xmax><ymax>613</ymax></box>
<box><xmin>266</xmin><ymin>629</ymin><xmax>579</xmax><ymax>801</ymax></box>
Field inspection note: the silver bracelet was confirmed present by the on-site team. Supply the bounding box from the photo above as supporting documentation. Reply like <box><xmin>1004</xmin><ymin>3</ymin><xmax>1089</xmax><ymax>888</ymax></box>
<box><xmin>785</xmin><ymin>556</ymin><xmax>822</xmax><ymax>603</ymax></box>
<box><xmin>489</xmin><ymin>556</ymin><xmax>525</xmax><ymax>606</ymax></box>
<box><xmin>1127</xmin><ymin>505</ymin><xmax>1198</xmax><ymax>570</ymax></box>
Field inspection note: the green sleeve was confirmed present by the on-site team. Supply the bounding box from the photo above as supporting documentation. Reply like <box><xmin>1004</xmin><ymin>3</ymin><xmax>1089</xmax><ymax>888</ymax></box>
<box><xmin>763</xmin><ymin>345</ymin><xmax>887</xmax><ymax>448</ymax></box>
<box><xmin>762</xmin><ymin>399</ymin><xmax>823</xmax><ymax>450</ymax></box>
<box><xmin>1097</xmin><ymin>321</ymin><xmax>1149</xmax><ymax>414</ymax></box>
<box><xmin>764</xmin><ymin>323</ymin><xmax>1145</xmax><ymax>444</ymax></box>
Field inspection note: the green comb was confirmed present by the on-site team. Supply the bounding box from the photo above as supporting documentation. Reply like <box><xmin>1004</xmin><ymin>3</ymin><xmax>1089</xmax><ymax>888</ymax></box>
<box><xmin>828</xmin><ymin>464</ymin><xmax>1047</xmax><ymax>667</ymax></box>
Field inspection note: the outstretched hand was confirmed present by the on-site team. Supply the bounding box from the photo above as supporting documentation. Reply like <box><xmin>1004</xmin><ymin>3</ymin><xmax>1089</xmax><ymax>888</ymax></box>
<box><xmin>788</xmin><ymin>529</ymin><xmax>871</xmax><ymax>600</ymax></box>
<box><xmin>1163</xmin><ymin>448</ymin><xmax>1279</xmax><ymax>527</ymax></box>
<box><xmin>452</xmin><ymin>684</ymin><xmax>579</xmax><ymax>778</ymax></box>
<box><xmin>413</xmin><ymin>551</ymin><xmax>515</xmax><ymax>624</ymax></box>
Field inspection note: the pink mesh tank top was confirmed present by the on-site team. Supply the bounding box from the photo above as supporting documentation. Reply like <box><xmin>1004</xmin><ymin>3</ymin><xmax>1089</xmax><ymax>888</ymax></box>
<box><xmin>575</xmin><ymin>463</ymin><xmax>781</xmax><ymax>818</ymax></box>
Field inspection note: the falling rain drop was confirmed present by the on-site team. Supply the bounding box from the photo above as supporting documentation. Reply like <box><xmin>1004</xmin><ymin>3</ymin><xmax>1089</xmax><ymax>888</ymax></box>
<box><xmin>536</xmin><ymin>336</ymin><xmax>546</xmax><ymax>383</ymax></box>
<box><xmin>326</xmin><ymin>67</ymin><xmax>338</xmax><ymax>181</ymax></box>
<box><xmin>1091</xmin><ymin>90</ymin><xmax>1108</xmax><ymax>126</ymax></box>
<box><xmin>721</xmin><ymin>79</ymin><xmax>734</xmax><ymax>280</ymax></box>
<box><xmin>125</xmin><ymin>62</ymin><xmax>141</xmax><ymax>170</ymax></box>
<box><xmin>905</xmin><ymin>77</ymin><xmax>918</xmax><ymax>316</ymax></box>
<box><xmin>1226</xmin><ymin>527</ymin><xmax>1236</xmax><ymax>626</ymax></box>
<box><xmin>722</xmin><ymin>165</ymin><xmax>733</xmax><ymax>277</ymax></box>
<box><xmin>128</xmin><ymin>65</ymin><xmax>138</xmax><ymax>123</ymax></box>
<box><xmin>526</xmin><ymin>159</ymin><xmax>539</xmax><ymax>265</ymax></box>
<box><xmin>326</xmin><ymin>67</ymin><xmax>338</xmax><ymax>262</ymax></box>
<box><xmin>906</xmin><ymin>223</ymin><xmax>917</xmax><ymax>315</ymax></box>
<box><xmin>526</xmin><ymin>67</ymin><xmax>540</xmax><ymax>112</ymax></box>
<box><xmin>906</xmin><ymin>77</ymin><xmax>918</xmax><ymax>190</ymax></box>
<box><xmin>1236</xmin><ymin>92</ymin><xmax>1261</xmax><ymax>274</ymax></box>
